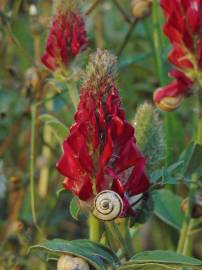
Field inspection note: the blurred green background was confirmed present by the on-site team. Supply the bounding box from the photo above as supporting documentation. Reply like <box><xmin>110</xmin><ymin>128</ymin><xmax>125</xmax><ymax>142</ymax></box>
<box><xmin>0</xmin><ymin>0</ymin><xmax>201</xmax><ymax>269</ymax></box>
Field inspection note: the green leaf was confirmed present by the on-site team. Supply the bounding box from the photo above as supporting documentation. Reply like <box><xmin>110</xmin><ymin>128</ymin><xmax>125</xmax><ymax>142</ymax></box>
<box><xmin>39</xmin><ymin>114</ymin><xmax>68</xmax><ymax>143</ymax></box>
<box><xmin>118</xmin><ymin>263</ymin><xmax>177</xmax><ymax>270</ymax></box>
<box><xmin>150</xmin><ymin>161</ymin><xmax>183</xmax><ymax>185</ymax></box>
<box><xmin>132</xmin><ymin>250</ymin><xmax>202</xmax><ymax>265</ymax></box>
<box><xmin>167</xmin><ymin>161</ymin><xmax>184</xmax><ymax>174</ymax></box>
<box><xmin>69</xmin><ymin>197</ymin><xmax>80</xmax><ymax>221</ymax></box>
<box><xmin>153</xmin><ymin>190</ymin><xmax>184</xmax><ymax>230</ymax></box>
<box><xmin>30</xmin><ymin>239</ymin><xmax>120</xmax><ymax>270</ymax></box>
<box><xmin>150</xmin><ymin>169</ymin><xmax>163</xmax><ymax>183</ymax></box>
<box><xmin>161</xmin><ymin>169</ymin><xmax>176</xmax><ymax>185</ymax></box>
<box><xmin>182</xmin><ymin>143</ymin><xmax>202</xmax><ymax>177</ymax></box>
<box><xmin>71</xmin><ymin>239</ymin><xmax>120</xmax><ymax>266</ymax></box>
<box><xmin>117</xmin><ymin>251</ymin><xmax>202</xmax><ymax>270</ymax></box>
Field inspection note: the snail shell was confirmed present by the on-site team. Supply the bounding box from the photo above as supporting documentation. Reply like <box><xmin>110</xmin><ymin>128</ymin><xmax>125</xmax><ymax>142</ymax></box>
<box><xmin>57</xmin><ymin>255</ymin><xmax>90</xmax><ymax>270</ymax></box>
<box><xmin>92</xmin><ymin>190</ymin><xmax>123</xmax><ymax>221</ymax></box>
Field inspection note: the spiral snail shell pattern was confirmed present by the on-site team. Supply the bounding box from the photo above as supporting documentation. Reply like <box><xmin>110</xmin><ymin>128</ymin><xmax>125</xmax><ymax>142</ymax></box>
<box><xmin>92</xmin><ymin>190</ymin><xmax>123</xmax><ymax>221</ymax></box>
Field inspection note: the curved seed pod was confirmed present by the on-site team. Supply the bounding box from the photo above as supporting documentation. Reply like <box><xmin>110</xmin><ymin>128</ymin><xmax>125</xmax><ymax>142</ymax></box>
<box><xmin>92</xmin><ymin>190</ymin><xmax>123</xmax><ymax>221</ymax></box>
<box><xmin>154</xmin><ymin>91</ymin><xmax>184</xmax><ymax>112</ymax></box>
<box><xmin>57</xmin><ymin>255</ymin><xmax>90</xmax><ymax>270</ymax></box>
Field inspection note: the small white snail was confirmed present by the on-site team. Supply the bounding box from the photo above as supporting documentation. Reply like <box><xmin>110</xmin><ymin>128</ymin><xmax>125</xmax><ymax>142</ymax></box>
<box><xmin>92</xmin><ymin>190</ymin><xmax>123</xmax><ymax>221</ymax></box>
<box><xmin>57</xmin><ymin>255</ymin><xmax>90</xmax><ymax>270</ymax></box>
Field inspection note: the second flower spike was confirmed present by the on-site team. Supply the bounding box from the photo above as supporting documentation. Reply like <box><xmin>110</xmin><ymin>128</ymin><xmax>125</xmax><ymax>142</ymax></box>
<box><xmin>41</xmin><ymin>0</ymin><xmax>88</xmax><ymax>71</ymax></box>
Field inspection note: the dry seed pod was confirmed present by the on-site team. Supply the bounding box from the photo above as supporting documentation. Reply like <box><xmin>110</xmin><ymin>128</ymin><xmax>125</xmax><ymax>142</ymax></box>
<box><xmin>57</xmin><ymin>255</ymin><xmax>90</xmax><ymax>270</ymax></box>
<box><xmin>131</xmin><ymin>0</ymin><xmax>152</xmax><ymax>19</ymax></box>
<box><xmin>93</xmin><ymin>190</ymin><xmax>123</xmax><ymax>221</ymax></box>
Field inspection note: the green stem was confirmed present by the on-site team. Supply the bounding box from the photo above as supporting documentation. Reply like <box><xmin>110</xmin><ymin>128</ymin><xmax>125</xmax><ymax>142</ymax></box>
<box><xmin>117</xmin><ymin>19</ymin><xmax>137</xmax><ymax>57</ymax></box>
<box><xmin>38</xmin><ymin>98</ymin><xmax>53</xmax><ymax>199</ymax></box>
<box><xmin>177</xmin><ymin>175</ymin><xmax>198</xmax><ymax>255</ymax></box>
<box><xmin>196</xmin><ymin>93</ymin><xmax>202</xmax><ymax>145</ymax></box>
<box><xmin>112</xmin><ymin>0</ymin><xmax>132</xmax><ymax>24</ymax></box>
<box><xmin>88</xmin><ymin>214</ymin><xmax>101</xmax><ymax>242</ymax></box>
<box><xmin>177</xmin><ymin>93</ymin><xmax>202</xmax><ymax>255</ymax></box>
<box><xmin>119</xmin><ymin>219</ymin><xmax>134</xmax><ymax>256</ymax></box>
<box><xmin>30</xmin><ymin>105</ymin><xmax>43</xmax><ymax>235</ymax></box>
<box><xmin>152</xmin><ymin>0</ymin><xmax>165</xmax><ymax>86</ymax></box>
<box><xmin>111</xmin><ymin>221</ymin><xmax>132</xmax><ymax>260</ymax></box>
<box><xmin>152</xmin><ymin>0</ymin><xmax>173</xmax><ymax>165</ymax></box>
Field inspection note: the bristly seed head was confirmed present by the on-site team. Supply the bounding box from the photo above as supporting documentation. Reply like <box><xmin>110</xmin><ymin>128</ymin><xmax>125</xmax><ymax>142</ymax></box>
<box><xmin>53</xmin><ymin>0</ymin><xmax>79</xmax><ymax>15</ymax></box>
<box><xmin>82</xmin><ymin>48</ymin><xmax>117</xmax><ymax>92</ymax></box>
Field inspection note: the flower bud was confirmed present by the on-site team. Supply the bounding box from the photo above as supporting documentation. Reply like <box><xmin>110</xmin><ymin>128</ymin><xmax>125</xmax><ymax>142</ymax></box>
<box><xmin>57</xmin><ymin>255</ymin><xmax>90</xmax><ymax>270</ymax></box>
<box><xmin>133</xmin><ymin>102</ymin><xmax>164</xmax><ymax>169</ymax></box>
<box><xmin>181</xmin><ymin>194</ymin><xmax>202</xmax><ymax>219</ymax></box>
<box><xmin>131</xmin><ymin>0</ymin><xmax>152</xmax><ymax>19</ymax></box>
<box><xmin>154</xmin><ymin>92</ymin><xmax>184</xmax><ymax>112</ymax></box>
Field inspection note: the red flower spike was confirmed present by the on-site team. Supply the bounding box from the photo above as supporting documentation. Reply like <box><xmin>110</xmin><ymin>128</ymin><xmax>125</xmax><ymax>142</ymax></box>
<box><xmin>154</xmin><ymin>0</ymin><xmax>202</xmax><ymax>111</ymax></box>
<box><xmin>56</xmin><ymin>49</ymin><xmax>150</xmax><ymax>218</ymax></box>
<box><xmin>41</xmin><ymin>4</ymin><xmax>87</xmax><ymax>71</ymax></box>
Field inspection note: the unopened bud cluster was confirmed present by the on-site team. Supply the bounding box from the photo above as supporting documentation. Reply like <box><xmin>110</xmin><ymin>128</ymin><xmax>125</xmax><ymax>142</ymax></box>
<box><xmin>131</xmin><ymin>0</ymin><xmax>153</xmax><ymax>19</ymax></box>
<box><xmin>133</xmin><ymin>102</ymin><xmax>164</xmax><ymax>170</ymax></box>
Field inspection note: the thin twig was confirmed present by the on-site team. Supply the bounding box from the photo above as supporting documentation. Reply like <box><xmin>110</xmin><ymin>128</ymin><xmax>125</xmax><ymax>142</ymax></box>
<box><xmin>117</xmin><ymin>19</ymin><xmax>138</xmax><ymax>57</ymax></box>
<box><xmin>85</xmin><ymin>0</ymin><xmax>104</xmax><ymax>16</ymax></box>
<box><xmin>112</xmin><ymin>0</ymin><xmax>132</xmax><ymax>24</ymax></box>
<box><xmin>30</xmin><ymin>105</ymin><xmax>43</xmax><ymax>235</ymax></box>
